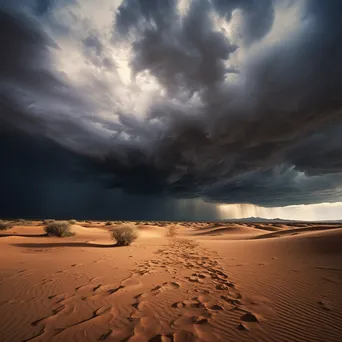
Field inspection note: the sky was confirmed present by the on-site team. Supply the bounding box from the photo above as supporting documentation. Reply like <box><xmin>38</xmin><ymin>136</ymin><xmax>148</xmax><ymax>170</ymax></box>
<box><xmin>1</xmin><ymin>0</ymin><xmax>342</xmax><ymax>221</ymax></box>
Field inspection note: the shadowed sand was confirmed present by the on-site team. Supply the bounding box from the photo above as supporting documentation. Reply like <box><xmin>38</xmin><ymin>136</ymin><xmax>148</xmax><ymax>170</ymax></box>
<box><xmin>13</xmin><ymin>243</ymin><xmax>119</xmax><ymax>248</ymax></box>
<box><xmin>0</xmin><ymin>221</ymin><xmax>342</xmax><ymax>341</ymax></box>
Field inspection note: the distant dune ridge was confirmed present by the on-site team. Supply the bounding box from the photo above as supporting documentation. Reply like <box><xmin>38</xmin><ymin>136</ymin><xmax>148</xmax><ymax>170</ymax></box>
<box><xmin>0</xmin><ymin>220</ymin><xmax>341</xmax><ymax>341</ymax></box>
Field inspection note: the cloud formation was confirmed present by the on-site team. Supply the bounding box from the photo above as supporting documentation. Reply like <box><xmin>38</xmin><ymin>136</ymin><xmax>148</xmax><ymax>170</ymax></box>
<box><xmin>1</xmin><ymin>0</ymin><xmax>342</xmax><ymax>210</ymax></box>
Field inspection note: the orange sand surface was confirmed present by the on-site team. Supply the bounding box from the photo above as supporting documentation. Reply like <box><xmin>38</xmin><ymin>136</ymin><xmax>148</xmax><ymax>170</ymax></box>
<box><xmin>1</xmin><ymin>220</ymin><xmax>342</xmax><ymax>341</ymax></box>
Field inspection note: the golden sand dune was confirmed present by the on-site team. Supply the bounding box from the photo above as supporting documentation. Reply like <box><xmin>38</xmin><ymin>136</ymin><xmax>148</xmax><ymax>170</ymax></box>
<box><xmin>0</xmin><ymin>221</ymin><xmax>341</xmax><ymax>341</ymax></box>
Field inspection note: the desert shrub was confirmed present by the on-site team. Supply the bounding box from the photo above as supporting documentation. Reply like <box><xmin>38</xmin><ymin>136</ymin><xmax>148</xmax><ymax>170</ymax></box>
<box><xmin>44</xmin><ymin>221</ymin><xmax>75</xmax><ymax>237</ymax></box>
<box><xmin>0</xmin><ymin>220</ymin><xmax>11</xmax><ymax>231</ymax></box>
<box><xmin>105</xmin><ymin>221</ymin><xmax>112</xmax><ymax>226</ymax></box>
<box><xmin>111</xmin><ymin>225</ymin><xmax>138</xmax><ymax>246</ymax></box>
<box><xmin>69</xmin><ymin>219</ymin><xmax>77</xmax><ymax>225</ymax></box>
<box><xmin>43</xmin><ymin>219</ymin><xmax>55</xmax><ymax>225</ymax></box>
<box><xmin>165</xmin><ymin>225</ymin><xmax>178</xmax><ymax>238</ymax></box>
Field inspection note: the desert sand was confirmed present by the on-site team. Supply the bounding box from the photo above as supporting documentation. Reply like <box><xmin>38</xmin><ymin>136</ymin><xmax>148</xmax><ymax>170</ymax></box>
<box><xmin>1</xmin><ymin>220</ymin><xmax>342</xmax><ymax>342</ymax></box>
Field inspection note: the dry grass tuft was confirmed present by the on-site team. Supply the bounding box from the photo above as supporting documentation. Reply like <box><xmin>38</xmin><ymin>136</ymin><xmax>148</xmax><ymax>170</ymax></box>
<box><xmin>111</xmin><ymin>224</ymin><xmax>138</xmax><ymax>246</ymax></box>
<box><xmin>44</xmin><ymin>221</ymin><xmax>75</xmax><ymax>237</ymax></box>
<box><xmin>165</xmin><ymin>225</ymin><xmax>178</xmax><ymax>238</ymax></box>
<box><xmin>0</xmin><ymin>220</ymin><xmax>11</xmax><ymax>231</ymax></box>
<box><xmin>43</xmin><ymin>219</ymin><xmax>55</xmax><ymax>225</ymax></box>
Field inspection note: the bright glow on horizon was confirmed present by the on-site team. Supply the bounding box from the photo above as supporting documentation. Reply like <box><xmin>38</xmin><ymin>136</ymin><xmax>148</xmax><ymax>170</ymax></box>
<box><xmin>218</xmin><ymin>202</ymin><xmax>342</xmax><ymax>221</ymax></box>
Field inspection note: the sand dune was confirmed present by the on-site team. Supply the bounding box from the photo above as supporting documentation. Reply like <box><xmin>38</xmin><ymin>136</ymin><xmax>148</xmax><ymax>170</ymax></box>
<box><xmin>0</xmin><ymin>221</ymin><xmax>341</xmax><ymax>341</ymax></box>
<box><xmin>252</xmin><ymin>224</ymin><xmax>342</xmax><ymax>240</ymax></box>
<box><xmin>190</xmin><ymin>224</ymin><xmax>279</xmax><ymax>240</ymax></box>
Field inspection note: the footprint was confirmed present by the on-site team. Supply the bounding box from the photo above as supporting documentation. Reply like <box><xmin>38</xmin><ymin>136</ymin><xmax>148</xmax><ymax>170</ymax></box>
<box><xmin>188</xmin><ymin>276</ymin><xmax>201</xmax><ymax>283</ymax></box>
<box><xmin>192</xmin><ymin>273</ymin><xmax>206</xmax><ymax>279</ymax></box>
<box><xmin>192</xmin><ymin>316</ymin><xmax>208</xmax><ymax>324</ymax></box>
<box><xmin>215</xmin><ymin>284</ymin><xmax>231</xmax><ymax>291</ymax></box>
<box><xmin>182</xmin><ymin>299</ymin><xmax>205</xmax><ymax>309</ymax></box>
<box><xmin>172</xmin><ymin>301</ymin><xmax>185</xmax><ymax>308</ymax></box>
<box><xmin>237</xmin><ymin>323</ymin><xmax>249</xmax><ymax>331</ymax></box>
<box><xmin>108</xmin><ymin>285</ymin><xmax>125</xmax><ymax>295</ymax></box>
<box><xmin>209</xmin><ymin>304</ymin><xmax>224</xmax><ymax>311</ymax></box>
<box><xmin>93</xmin><ymin>284</ymin><xmax>102</xmax><ymax>292</ymax></box>
<box><xmin>153</xmin><ymin>281</ymin><xmax>181</xmax><ymax>293</ymax></box>
<box><xmin>241</xmin><ymin>312</ymin><xmax>259</xmax><ymax>323</ymax></box>
<box><xmin>134</xmin><ymin>293</ymin><xmax>149</xmax><ymax>301</ymax></box>
<box><xmin>220</xmin><ymin>295</ymin><xmax>241</xmax><ymax>305</ymax></box>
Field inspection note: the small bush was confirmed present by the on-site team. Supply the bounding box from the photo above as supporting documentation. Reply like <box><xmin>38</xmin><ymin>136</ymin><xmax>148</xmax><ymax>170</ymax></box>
<box><xmin>105</xmin><ymin>221</ymin><xmax>112</xmax><ymax>226</ymax></box>
<box><xmin>165</xmin><ymin>225</ymin><xmax>178</xmax><ymax>238</ymax></box>
<box><xmin>0</xmin><ymin>220</ymin><xmax>11</xmax><ymax>231</ymax></box>
<box><xmin>69</xmin><ymin>219</ymin><xmax>77</xmax><ymax>225</ymax></box>
<box><xmin>111</xmin><ymin>225</ymin><xmax>138</xmax><ymax>246</ymax></box>
<box><xmin>44</xmin><ymin>221</ymin><xmax>75</xmax><ymax>237</ymax></box>
<box><xmin>43</xmin><ymin>219</ymin><xmax>55</xmax><ymax>225</ymax></box>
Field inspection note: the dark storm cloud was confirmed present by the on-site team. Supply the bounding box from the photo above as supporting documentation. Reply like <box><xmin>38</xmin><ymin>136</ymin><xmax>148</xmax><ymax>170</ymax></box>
<box><xmin>0</xmin><ymin>4</ymin><xmax>106</xmax><ymax>153</ymax></box>
<box><xmin>35</xmin><ymin>0</ymin><xmax>55</xmax><ymax>15</ymax></box>
<box><xmin>0</xmin><ymin>8</ymin><xmax>52</xmax><ymax>83</ymax></box>
<box><xmin>110</xmin><ymin>0</ymin><xmax>342</xmax><ymax>205</ymax></box>
<box><xmin>212</xmin><ymin>0</ymin><xmax>275</xmax><ymax>44</ymax></box>
<box><xmin>116</xmin><ymin>0</ymin><xmax>237</xmax><ymax>95</ymax></box>
<box><xmin>1</xmin><ymin>0</ymin><xmax>342</xmax><ymax>215</ymax></box>
<box><xmin>205</xmin><ymin>166</ymin><xmax>342</xmax><ymax>207</ymax></box>
<box><xmin>288</xmin><ymin>126</ymin><xmax>342</xmax><ymax>176</ymax></box>
<box><xmin>0</xmin><ymin>6</ymin><xmax>80</xmax><ymax>131</ymax></box>
<box><xmin>1</xmin><ymin>129</ymin><xmax>204</xmax><ymax>221</ymax></box>
<box><xmin>115</xmin><ymin>0</ymin><xmax>177</xmax><ymax>36</ymax></box>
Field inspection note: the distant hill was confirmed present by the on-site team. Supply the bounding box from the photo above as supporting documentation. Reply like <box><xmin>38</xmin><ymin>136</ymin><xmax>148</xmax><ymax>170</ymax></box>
<box><xmin>222</xmin><ymin>217</ymin><xmax>299</xmax><ymax>223</ymax></box>
<box><xmin>222</xmin><ymin>217</ymin><xmax>342</xmax><ymax>223</ymax></box>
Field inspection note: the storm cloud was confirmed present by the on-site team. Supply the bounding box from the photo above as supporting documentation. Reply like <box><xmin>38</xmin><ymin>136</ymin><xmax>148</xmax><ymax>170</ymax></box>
<box><xmin>1</xmin><ymin>0</ymin><xmax>342</xmax><ymax>218</ymax></box>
